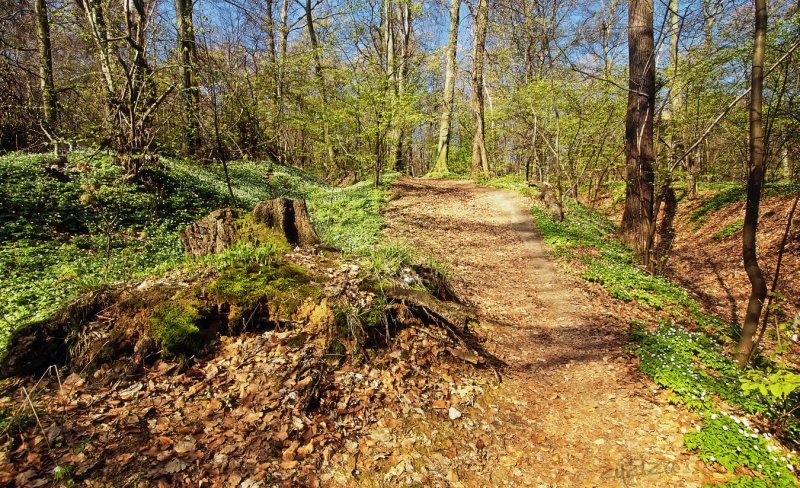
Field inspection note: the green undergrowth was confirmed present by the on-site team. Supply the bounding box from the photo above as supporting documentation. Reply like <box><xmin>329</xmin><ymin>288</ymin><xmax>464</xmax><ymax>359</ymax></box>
<box><xmin>0</xmin><ymin>151</ymin><xmax>394</xmax><ymax>350</ymax></box>
<box><xmin>713</xmin><ymin>219</ymin><xmax>745</xmax><ymax>240</ymax></box>
<box><xmin>530</xmin><ymin>202</ymin><xmax>714</xmax><ymax>318</ymax></box>
<box><xmin>527</xmin><ymin>197</ymin><xmax>800</xmax><ymax>485</ymax></box>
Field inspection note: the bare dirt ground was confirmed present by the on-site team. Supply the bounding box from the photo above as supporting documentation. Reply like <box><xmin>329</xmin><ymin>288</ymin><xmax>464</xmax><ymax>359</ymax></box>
<box><xmin>348</xmin><ymin>178</ymin><xmax>717</xmax><ymax>487</ymax></box>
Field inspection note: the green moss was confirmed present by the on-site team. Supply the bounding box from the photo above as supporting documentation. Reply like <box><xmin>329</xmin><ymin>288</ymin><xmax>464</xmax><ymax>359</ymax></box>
<box><xmin>149</xmin><ymin>301</ymin><xmax>205</xmax><ymax>357</ymax></box>
<box><xmin>206</xmin><ymin>262</ymin><xmax>319</xmax><ymax>325</ymax></box>
<box><xmin>235</xmin><ymin>214</ymin><xmax>291</xmax><ymax>251</ymax></box>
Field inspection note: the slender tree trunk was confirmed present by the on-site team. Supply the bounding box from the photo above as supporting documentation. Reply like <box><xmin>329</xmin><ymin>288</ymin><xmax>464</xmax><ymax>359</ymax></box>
<box><xmin>175</xmin><ymin>0</ymin><xmax>200</xmax><ymax>154</ymax></box>
<box><xmin>736</xmin><ymin>0</ymin><xmax>768</xmax><ymax>369</ymax></box>
<box><xmin>620</xmin><ymin>0</ymin><xmax>656</xmax><ymax>266</ymax></box>
<box><xmin>470</xmin><ymin>0</ymin><xmax>489</xmax><ymax>178</ymax></box>
<box><xmin>385</xmin><ymin>0</ymin><xmax>398</xmax><ymax>170</ymax></box>
<box><xmin>265</xmin><ymin>0</ymin><xmax>277</xmax><ymax>64</ymax></box>
<box><xmin>393</xmin><ymin>1</ymin><xmax>412</xmax><ymax>174</ymax></box>
<box><xmin>432</xmin><ymin>0</ymin><xmax>460</xmax><ymax>174</ymax></box>
<box><xmin>304</xmin><ymin>0</ymin><xmax>335</xmax><ymax>169</ymax></box>
<box><xmin>668</xmin><ymin>0</ymin><xmax>693</xmax><ymax>197</ymax></box>
<box><xmin>35</xmin><ymin>0</ymin><xmax>57</xmax><ymax>142</ymax></box>
<box><xmin>75</xmin><ymin>0</ymin><xmax>116</xmax><ymax>120</ymax></box>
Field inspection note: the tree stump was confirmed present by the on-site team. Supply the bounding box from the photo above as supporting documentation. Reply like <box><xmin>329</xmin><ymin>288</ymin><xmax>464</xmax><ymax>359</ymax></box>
<box><xmin>180</xmin><ymin>208</ymin><xmax>241</xmax><ymax>257</ymax></box>
<box><xmin>253</xmin><ymin>198</ymin><xmax>320</xmax><ymax>246</ymax></box>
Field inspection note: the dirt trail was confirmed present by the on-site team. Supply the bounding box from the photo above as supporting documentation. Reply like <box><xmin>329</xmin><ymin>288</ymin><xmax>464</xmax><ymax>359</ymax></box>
<box><xmin>378</xmin><ymin>178</ymin><xmax>709</xmax><ymax>487</ymax></box>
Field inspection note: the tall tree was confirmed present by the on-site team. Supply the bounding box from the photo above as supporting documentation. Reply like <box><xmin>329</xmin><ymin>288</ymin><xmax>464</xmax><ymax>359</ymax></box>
<box><xmin>619</xmin><ymin>0</ymin><xmax>655</xmax><ymax>264</ymax></box>
<box><xmin>470</xmin><ymin>0</ymin><xmax>489</xmax><ymax>177</ymax></box>
<box><xmin>175</xmin><ymin>0</ymin><xmax>200</xmax><ymax>154</ymax></box>
<box><xmin>35</xmin><ymin>0</ymin><xmax>57</xmax><ymax>144</ymax></box>
<box><xmin>431</xmin><ymin>0</ymin><xmax>460</xmax><ymax>174</ymax></box>
<box><xmin>735</xmin><ymin>0</ymin><xmax>768</xmax><ymax>368</ymax></box>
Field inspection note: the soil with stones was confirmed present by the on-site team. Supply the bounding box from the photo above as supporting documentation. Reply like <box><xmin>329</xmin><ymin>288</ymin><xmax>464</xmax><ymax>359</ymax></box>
<box><xmin>347</xmin><ymin>178</ymin><xmax>719</xmax><ymax>487</ymax></box>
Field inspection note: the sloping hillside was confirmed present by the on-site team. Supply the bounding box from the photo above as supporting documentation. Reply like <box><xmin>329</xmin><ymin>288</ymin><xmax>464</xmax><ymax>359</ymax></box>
<box><xmin>666</xmin><ymin>186</ymin><xmax>799</xmax><ymax>343</ymax></box>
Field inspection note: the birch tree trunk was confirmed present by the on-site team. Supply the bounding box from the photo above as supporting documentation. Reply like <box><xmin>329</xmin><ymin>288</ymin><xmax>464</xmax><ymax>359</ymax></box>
<box><xmin>432</xmin><ymin>0</ymin><xmax>461</xmax><ymax>174</ymax></box>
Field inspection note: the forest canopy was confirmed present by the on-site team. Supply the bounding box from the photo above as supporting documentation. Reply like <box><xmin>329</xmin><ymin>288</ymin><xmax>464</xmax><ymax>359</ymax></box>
<box><xmin>2</xmin><ymin>0</ymin><xmax>799</xmax><ymax>186</ymax></box>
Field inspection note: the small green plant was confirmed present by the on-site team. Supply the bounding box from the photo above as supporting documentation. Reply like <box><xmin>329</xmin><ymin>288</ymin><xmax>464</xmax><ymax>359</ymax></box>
<box><xmin>148</xmin><ymin>302</ymin><xmax>205</xmax><ymax>357</ymax></box>
<box><xmin>53</xmin><ymin>463</ymin><xmax>76</xmax><ymax>485</ymax></box>
<box><xmin>712</xmin><ymin>219</ymin><xmax>744</xmax><ymax>240</ymax></box>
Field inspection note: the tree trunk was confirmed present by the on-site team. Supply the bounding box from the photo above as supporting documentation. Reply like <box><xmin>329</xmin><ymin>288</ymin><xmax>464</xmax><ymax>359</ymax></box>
<box><xmin>620</xmin><ymin>0</ymin><xmax>656</xmax><ymax>266</ymax></box>
<box><xmin>735</xmin><ymin>0</ymin><xmax>768</xmax><ymax>369</ymax></box>
<box><xmin>432</xmin><ymin>0</ymin><xmax>460</xmax><ymax>174</ymax></box>
<box><xmin>175</xmin><ymin>0</ymin><xmax>200</xmax><ymax>154</ymax></box>
<box><xmin>304</xmin><ymin>0</ymin><xmax>336</xmax><ymax>170</ymax></box>
<box><xmin>75</xmin><ymin>0</ymin><xmax>116</xmax><ymax>118</ymax></box>
<box><xmin>385</xmin><ymin>0</ymin><xmax>398</xmax><ymax>170</ymax></box>
<box><xmin>35</xmin><ymin>0</ymin><xmax>57</xmax><ymax>141</ymax></box>
<box><xmin>393</xmin><ymin>1</ymin><xmax>412</xmax><ymax>174</ymax></box>
<box><xmin>470</xmin><ymin>0</ymin><xmax>489</xmax><ymax>178</ymax></box>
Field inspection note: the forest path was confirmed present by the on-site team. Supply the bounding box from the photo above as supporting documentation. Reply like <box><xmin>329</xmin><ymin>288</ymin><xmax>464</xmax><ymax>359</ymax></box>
<box><xmin>379</xmin><ymin>178</ymin><xmax>707</xmax><ymax>487</ymax></box>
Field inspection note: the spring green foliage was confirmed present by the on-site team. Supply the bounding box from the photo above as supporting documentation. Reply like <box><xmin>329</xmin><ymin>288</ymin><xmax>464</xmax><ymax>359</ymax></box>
<box><xmin>633</xmin><ymin>323</ymin><xmax>770</xmax><ymax>413</ymax></box>
<box><xmin>0</xmin><ymin>152</ymin><xmax>394</xmax><ymax>350</ymax></box>
<box><xmin>685</xmin><ymin>412</ymin><xmax>797</xmax><ymax>487</ymax></box>
<box><xmin>148</xmin><ymin>301</ymin><xmax>205</xmax><ymax>357</ymax></box>
<box><xmin>531</xmin><ymin>202</ymin><xmax>693</xmax><ymax>313</ymax></box>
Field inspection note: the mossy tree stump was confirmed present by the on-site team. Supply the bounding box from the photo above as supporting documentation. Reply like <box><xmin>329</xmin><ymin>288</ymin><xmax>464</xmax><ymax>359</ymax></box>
<box><xmin>253</xmin><ymin>198</ymin><xmax>320</xmax><ymax>247</ymax></box>
<box><xmin>180</xmin><ymin>198</ymin><xmax>320</xmax><ymax>258</ymax></box>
